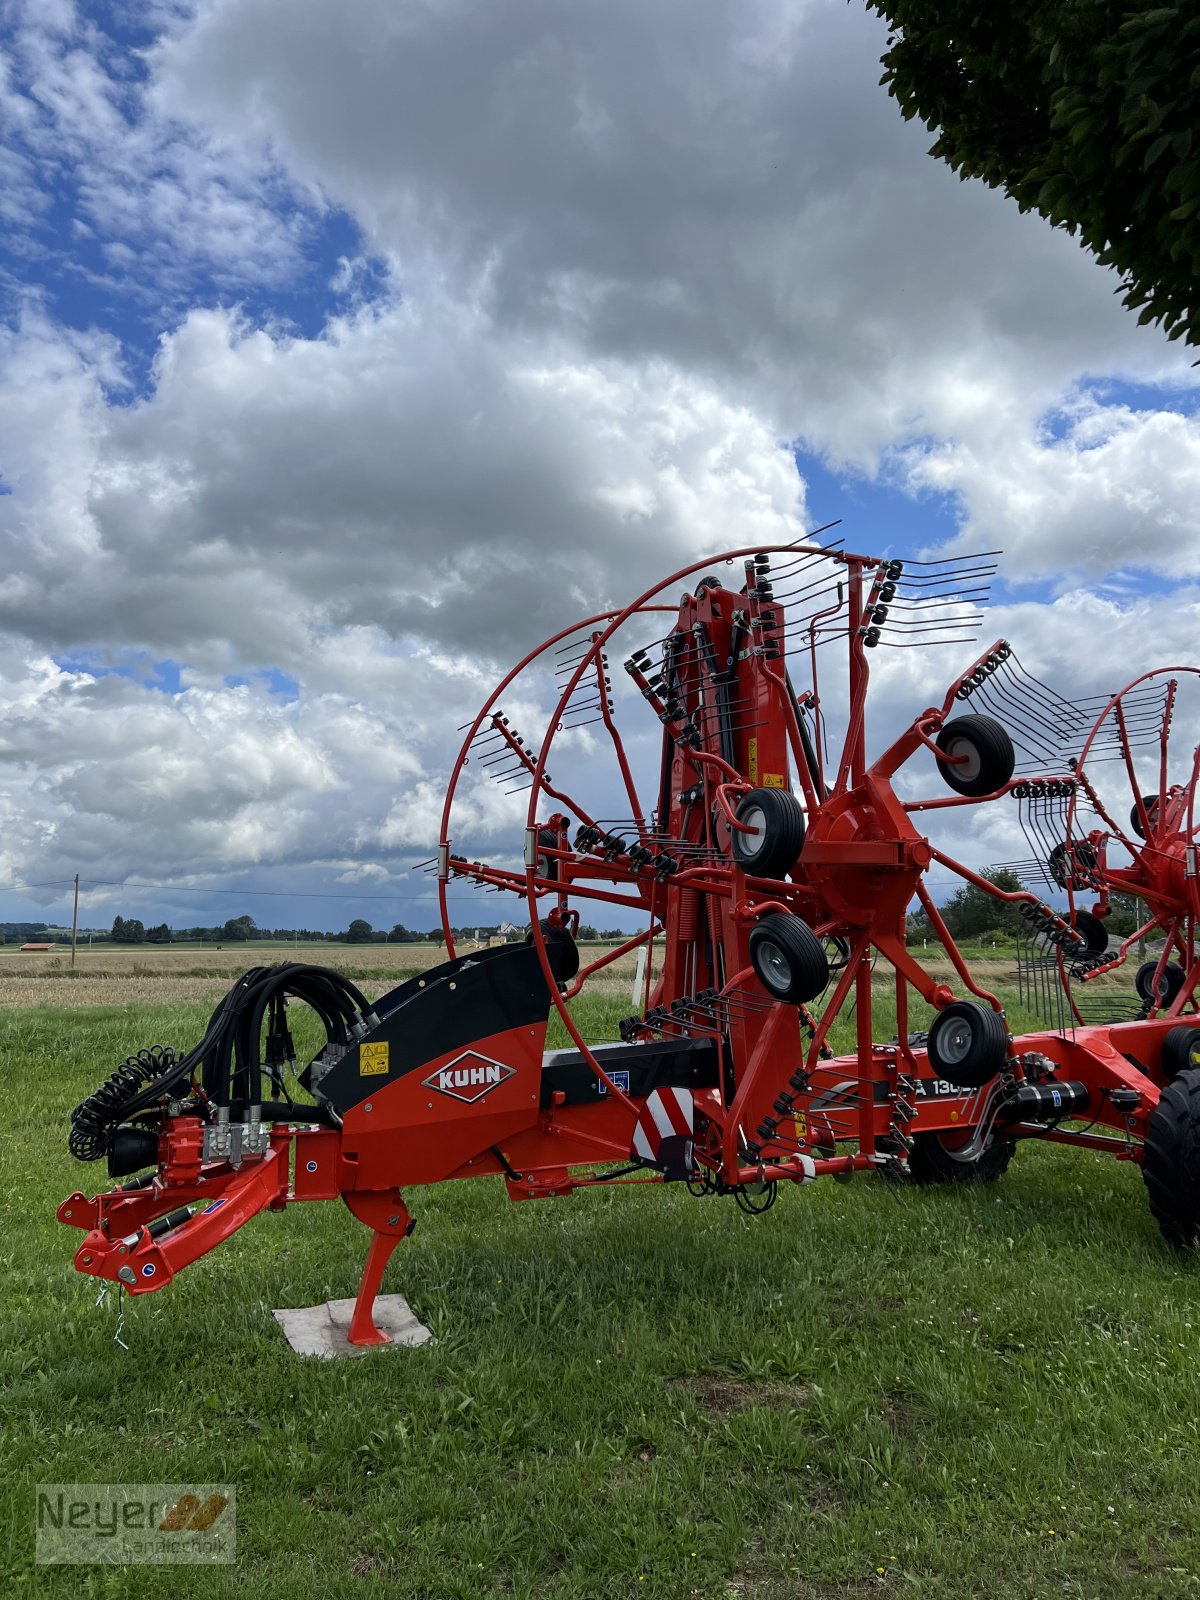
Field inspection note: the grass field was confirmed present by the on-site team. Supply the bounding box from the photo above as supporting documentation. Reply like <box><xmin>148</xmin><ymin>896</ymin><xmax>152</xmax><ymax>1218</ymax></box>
<box><xmin>0</xmin><ymin>940</ymin><xmax>456</xmax><ymax>999</ymax></box>
<box><xmin>3</xmin><ymin>951</ymin><xmax>1200</xmax><ymax>1598</ymax></box>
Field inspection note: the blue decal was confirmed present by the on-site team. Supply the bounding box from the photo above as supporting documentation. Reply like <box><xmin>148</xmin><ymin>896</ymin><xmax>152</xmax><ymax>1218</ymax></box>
<box><xmin>598</xmin><ymin>1070</ymin><xmax>631</xmax><ymax>1098</ymax></box>
<box><xmin>141</xmin><ymin>1263</ymin><xmax>156</xmax><ymax>1277</ymax></box>
<box><xmin>202</xmin><ymin>1199</ymin><xmax>227</xmax><ymax>1215</ymax></box>
<box><xmin>306</xmin><ymin>1160</ymin><xmax>318</xmax><ymax>1173</ymax></box>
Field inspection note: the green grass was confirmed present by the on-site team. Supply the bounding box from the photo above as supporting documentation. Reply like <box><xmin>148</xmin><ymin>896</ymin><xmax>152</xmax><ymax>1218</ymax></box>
<box><xmin>4</xmin><ymin>999</ymin><xmax>1200</xmax><ymax>1599</ymax></box>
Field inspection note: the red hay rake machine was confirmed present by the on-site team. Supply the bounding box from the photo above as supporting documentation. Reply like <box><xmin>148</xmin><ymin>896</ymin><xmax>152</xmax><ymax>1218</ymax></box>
<box><xmin>60</xmin><ymin>540</ymin><xmax>1200</xmax><ymax>1345</ymax></box>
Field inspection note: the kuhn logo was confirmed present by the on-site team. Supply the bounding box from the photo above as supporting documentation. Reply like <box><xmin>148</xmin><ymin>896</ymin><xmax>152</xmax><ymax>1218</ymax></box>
<box><xmin>423</xmin><ymin>1052</ymin><xmax>515</xmax><ymax>1104</ymax></box>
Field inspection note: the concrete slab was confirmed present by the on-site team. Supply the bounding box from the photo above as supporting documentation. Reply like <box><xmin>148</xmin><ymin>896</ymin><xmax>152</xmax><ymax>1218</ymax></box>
<box><xmin>273</xmin><ymin>1294</ymin><xmax>432</xmax><ymax>1358</ymax></box>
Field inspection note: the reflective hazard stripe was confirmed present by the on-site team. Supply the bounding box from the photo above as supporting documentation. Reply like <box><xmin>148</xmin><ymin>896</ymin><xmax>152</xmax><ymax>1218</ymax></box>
<box><xmin>632</xmin><ymin>1089</ymin><xmax>694</xmax><ymax>1166</ymax></box>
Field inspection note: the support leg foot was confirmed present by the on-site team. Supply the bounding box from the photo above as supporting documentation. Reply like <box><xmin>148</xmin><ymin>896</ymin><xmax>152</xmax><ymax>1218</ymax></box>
<box><xmin>343</xmin><ymin>1192</ymin><xmax>414</xmax><ymax>1347</ymax></box>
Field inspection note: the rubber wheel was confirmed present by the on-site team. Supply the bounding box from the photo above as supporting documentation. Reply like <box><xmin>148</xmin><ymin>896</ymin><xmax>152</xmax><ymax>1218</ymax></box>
<box><xmin>906</xmin><ymin>1130</ymin><xmax>1015</xmax><ymax>1185</ymax></box>
<box><xmin>749</xmin><ymin>913</ymin><xmax>829</xmax><ymax>1003</ymax></box>
<box><xmin>824</xmin><ymin>935</ymin><xmax>851</xmax><ymax>972</ymax></box>
<box><xmin>1070</xmin><ymin>910</ymin><xmax>1109</xmax><ymax>956</ymax></box>
<box><xmin>935</xmin><ymin>715</ymin><xmax>1016</xmax><ymax>797</ymax></box>
<box><xmin>1161</xmin><ymin>1026</ymin><xmax>1200</xmax><ymax>1080</ymax></box>
<box><xmin>535</xmin><ymin>828</ymin><xmax>561</xmax><ymax>882</ymax></box>
<box><xmin>731</xmin><ymin>788</ymin><xmax>806</xmax><ymax>878</ymax></box>
<box><xmin>1130</xmin><ymin>795</ymin><xmax>1160</xmax><ymax>840</ymax></box>
<box><xmin>1136</xmin><ymin>960</ymin><xmax>1186</xmax><ymax>1007</ymax></box>
<box><xmin>1048</xmin><ymin>840</ymin><xmax>1098</xmax><ymax>891</ymax></box>
<box><xmin>927</xmin><ymin>1001</ymin><xmax>1010</xmax><ymax>1089</ymax></box>
<box><xmin>1143</xmin><ymin>1067</ymin><xmax>1200</xmax><ymax>1248</ymax></box>
<box><xmin>526</xmin><ymin>921</ymin><xmax>580</xmax><ymax>982</ymax></box>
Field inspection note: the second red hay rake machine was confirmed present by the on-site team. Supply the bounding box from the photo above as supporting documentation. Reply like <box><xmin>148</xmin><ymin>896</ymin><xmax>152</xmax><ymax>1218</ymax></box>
<box><xmin>61</xmin><ymin>540</ymin><xmax>1200</xmax><ymax>1344</ymax></box>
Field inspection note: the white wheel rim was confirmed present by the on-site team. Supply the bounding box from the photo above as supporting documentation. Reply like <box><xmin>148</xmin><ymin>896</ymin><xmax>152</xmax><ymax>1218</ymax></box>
<box><xmin>739</xmin><ymin>805</ymin><xmax>768</xmax><ymax>858</ymax></box>
<box><xmin>944</xmin><ymin>737</ymin><xmax>982</xmax><ymax>783</ymax></box>
<box><xmin>757</xmin><ymin>938</ymin><xmax>791</xmax><ymax>991</ymax></box>
<box><xmin>938</xmin><ymin>1018</ymin><xmax>974</xmax><ymax>1065</ymax></box>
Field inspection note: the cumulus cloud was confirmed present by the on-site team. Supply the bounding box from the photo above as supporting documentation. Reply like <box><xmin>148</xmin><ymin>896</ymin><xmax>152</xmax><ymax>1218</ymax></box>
<box><xmin>0</xmin><ymin>298</ymin><xmax>810</xmax><ymax>669</ymax></box>
<box><xmin>0</xmin><ymin>0</ymin><xmax>317</xmax><ymax>310</ymax></box>
<box><xmin>148</xmin><ymin>0</ymin><xmax>1191</xmax><ymax>455</ymax></box>
<box><xmin>0</xmin><ymin>0</ymin><xmax>1198</xmax><ymax>921</ymax></box>
<box><xmin>0</xmin><ymin>635</ymin><xmax>518</xmax><ymax>915</ymax></box>
<box><xmin>900</xmin><ymin>399</ymin><xmax>1200</xmax><ymax>580</ymax></box>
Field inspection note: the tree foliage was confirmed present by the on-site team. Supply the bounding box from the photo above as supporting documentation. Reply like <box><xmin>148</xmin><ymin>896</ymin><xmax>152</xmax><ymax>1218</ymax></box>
<box><xmin>866</xmin><ymin>2</ymin><xmax>1200</xmax><ymax>346</ymax></box>
<box><xmin>939</xmin><ymin>868</ymin><xmax>1026</xmax><ymax>940</ymax></box>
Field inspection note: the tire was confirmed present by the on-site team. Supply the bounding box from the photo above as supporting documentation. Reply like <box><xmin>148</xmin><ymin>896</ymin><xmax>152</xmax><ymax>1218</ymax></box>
<box><xmin>1048</xmin><ymin>840</ymin><xmax>1098</xmax><ymax>891</ymax></box>
<box><xmin>535</xmin><ymin>827</ymin><xmax>561</xmax><ymax>882</ymax></box>
<box><xmin>1161</xmin><ymin>1026</ymin><xmax>1200</xmax><ymax>1080</ymax></box>
<box><xmin>1130</xmin><ymin>795</ymin><xmax>1160</xmax><ymax>840</ymax></box>
<box><xmin>1143</xmin><ymin>1067</ymin><xmax>1200</xmax><ymax>1248</ymax></box>
<box><xmin>526</xmin><ymin>921</ymin><xmax>580</xmax><ymax>982</ymax></box>
<box><xmin>730</xmin><ymin>788</ymin><xmax>806</xmax><ymax>878</ymax></box>
<box><xmin>906</xmin><ymin>1130</ymin><xmax>1015</xmax><ymax>1185</ymax></box>
<box><xmin>927</xmin><ymin>1001</ymin><xmax>1010</xmax><ymax>1089</ymax></box>
<box><xmin>749</xmin><ymin>913</ymin><xmax>829</xmax><ymax>1003</ymax></box>
<box><xmin>823</xmin><ymin>934</ymin><xmax>851</xmax><ymax>972</ymax></box>
<box><xmin>1070</xmin><ymin>910</ymin><xmax>1109</xmax><ymax>956</ymax></box>
<box><xmin>935</xmin><ymin>715</ymin><xmax>1016</xmax><ymax>797</ymax></box>
<box><xmin>1136</xmin><ymin>960</ymin><xmax>1186</xmax><ymax>1008</ymax></box>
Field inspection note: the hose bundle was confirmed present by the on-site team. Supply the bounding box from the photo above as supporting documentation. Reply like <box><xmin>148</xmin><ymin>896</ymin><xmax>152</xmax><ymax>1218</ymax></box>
<box><xmin>67</xmin><ymin>963</ymin><xmax>376</xmax><ymax>1162</ymax></box>
<box><xmin>69</xmin><ymin>1045</ymin><xmax>179</xmax><ymax>1161</ymax></box>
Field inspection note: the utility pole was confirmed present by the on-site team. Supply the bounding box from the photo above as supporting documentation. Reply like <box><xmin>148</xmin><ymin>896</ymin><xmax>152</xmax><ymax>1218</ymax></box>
<box><xmin>70</xmin><ymin>874</ymin><xmax>80</xmax><ymax>969</ymax></box>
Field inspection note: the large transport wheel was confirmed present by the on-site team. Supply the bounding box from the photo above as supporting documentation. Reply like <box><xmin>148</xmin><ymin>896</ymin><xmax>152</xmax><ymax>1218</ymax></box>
<box><xmin>907</xmin><ymin>1130</ymin><xmax>1015</xmax><ymax>1185</ymax></box>
<box><xmin>926</xmin><ymin>1000</ymin><xmax>1010</xmax><ymax>1089</ymax></box>
<box><xmin>934</xmin><ymin>714</ymin><xmax>1016</xmax><ymax>797</ymax></box>
<box><xmin>730</xmin><ymin>788</ymin><xmax>806</xmax><ymax>878</ymax></box>
<box><xmin>748</xmin><ymin>913</ymin><xmax>829</xmax><ymax>1003</ymax></box>
<box><xmin>1143</xmin><ymin>1067</ymin><xmax>1200</xmax><ymax>1248</ymax></box>
<box><xmin>1161</xmin><ymin>1026</ymin><xmax>1200</xmax><ymax>1080</ymax></box>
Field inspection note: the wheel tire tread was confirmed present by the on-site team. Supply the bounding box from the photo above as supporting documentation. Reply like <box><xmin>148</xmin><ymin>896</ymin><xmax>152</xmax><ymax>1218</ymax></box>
<box><xmin>935</xmin><ymin>714</ymin><xmax>1016</xmax><ymax>798</ymax></box>
<box><xmin>748</xmin><ymin>913</ymin><xmax>829</xmax><ymax>1004</ymax></box>
<box><xmin>731</xmin><ymin>788</ymin><xmax>806</xmax><ymax>879</ymax></box>
<box><xmin>907</xmin><ymin>1133</ymin><xmax>1015</xmax><ymax>1186</ymax></box>
<box><xmin>1143</xmin><ymin>1068</ymin><xmax>1200</xmax><ymax>1247</ymax></box>
<box><xmin>927</xmin><ymin>1001</ymin><xmax>1009</xmax><ymax>1089</ymax></box>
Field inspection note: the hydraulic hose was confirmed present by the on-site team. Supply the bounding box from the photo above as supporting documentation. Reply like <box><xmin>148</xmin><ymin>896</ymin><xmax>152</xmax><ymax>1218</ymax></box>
<box><xmin>68</xmin><ymin>962</ymin><xmax>376</xmax><ymax>1162</ymax></box>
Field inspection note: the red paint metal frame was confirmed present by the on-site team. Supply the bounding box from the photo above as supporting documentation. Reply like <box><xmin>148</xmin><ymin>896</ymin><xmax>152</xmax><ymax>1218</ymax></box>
<box><xmin>61</xmin><ymin>542</ymin><xmax>1200</xmax><ymax>1343</ymax></box>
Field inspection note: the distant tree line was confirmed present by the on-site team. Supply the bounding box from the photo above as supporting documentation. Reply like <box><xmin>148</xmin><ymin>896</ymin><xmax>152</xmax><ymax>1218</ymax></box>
<box><xmin>8</xmin><ymin>896</ymin><xmax>1150</xmax><ymax>949</ymax></box>
<box><xmin>905</xmin><ymin>873</ymin><xmax>1149</xmax><ymax>944</ymax></box>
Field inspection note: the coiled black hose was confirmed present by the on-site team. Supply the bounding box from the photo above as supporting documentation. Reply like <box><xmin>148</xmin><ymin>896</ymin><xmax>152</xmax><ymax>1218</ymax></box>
<box><xmin>67</xmin><ymin>962</ymin><xmax>376</xmax><ymax>1163</ymax></box>
<box><xmin>69</xmin><ymin>1045</ymin><xmax>179</xmax><ymax>1161</ymax></box>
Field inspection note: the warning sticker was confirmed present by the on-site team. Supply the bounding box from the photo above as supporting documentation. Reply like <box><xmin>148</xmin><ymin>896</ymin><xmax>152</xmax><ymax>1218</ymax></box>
<box><xmin>748</xmin><ymin>736</ymin><xmax>759</xmax><ymax>783</ymax></box>
<box><xmin>762</xmin><ymin>773</ymin><xmax>786</xmax><ymax>788</ymax></box>
<box><xmin>359</xmin><ymin>1041</ymin><xmax>390</xmax><ymax>1076</ymax></box>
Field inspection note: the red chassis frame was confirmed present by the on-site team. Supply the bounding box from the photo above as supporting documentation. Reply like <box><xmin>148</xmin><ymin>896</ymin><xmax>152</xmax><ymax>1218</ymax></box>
<box><xmin>61</xmin><ymin>543</ymin><xmax>1199</xmax><ymax>1343</ymax></box>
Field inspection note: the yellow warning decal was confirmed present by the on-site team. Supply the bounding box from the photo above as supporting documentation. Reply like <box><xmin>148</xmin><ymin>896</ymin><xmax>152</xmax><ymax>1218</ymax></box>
<box><xmin>359</xmin><ymin>1041</ymin><xmax>389</xmax><ymax>1076</ymax></box>
<box><xmin>762</xmin><ymin>772</ymin><xmax>786</xmax><ymax>788</ymax></box>
<box><xmin>748</xmin><ymin>736</ymin><xmax>759</xmax><ymax>783</ymax></box>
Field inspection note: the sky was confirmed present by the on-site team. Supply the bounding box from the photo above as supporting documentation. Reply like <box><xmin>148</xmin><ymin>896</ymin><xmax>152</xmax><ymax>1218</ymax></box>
<box><xmin>0</xmin><ymin>0</ymin><xmax>1198</xmax><ymax>937</ymax></box>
